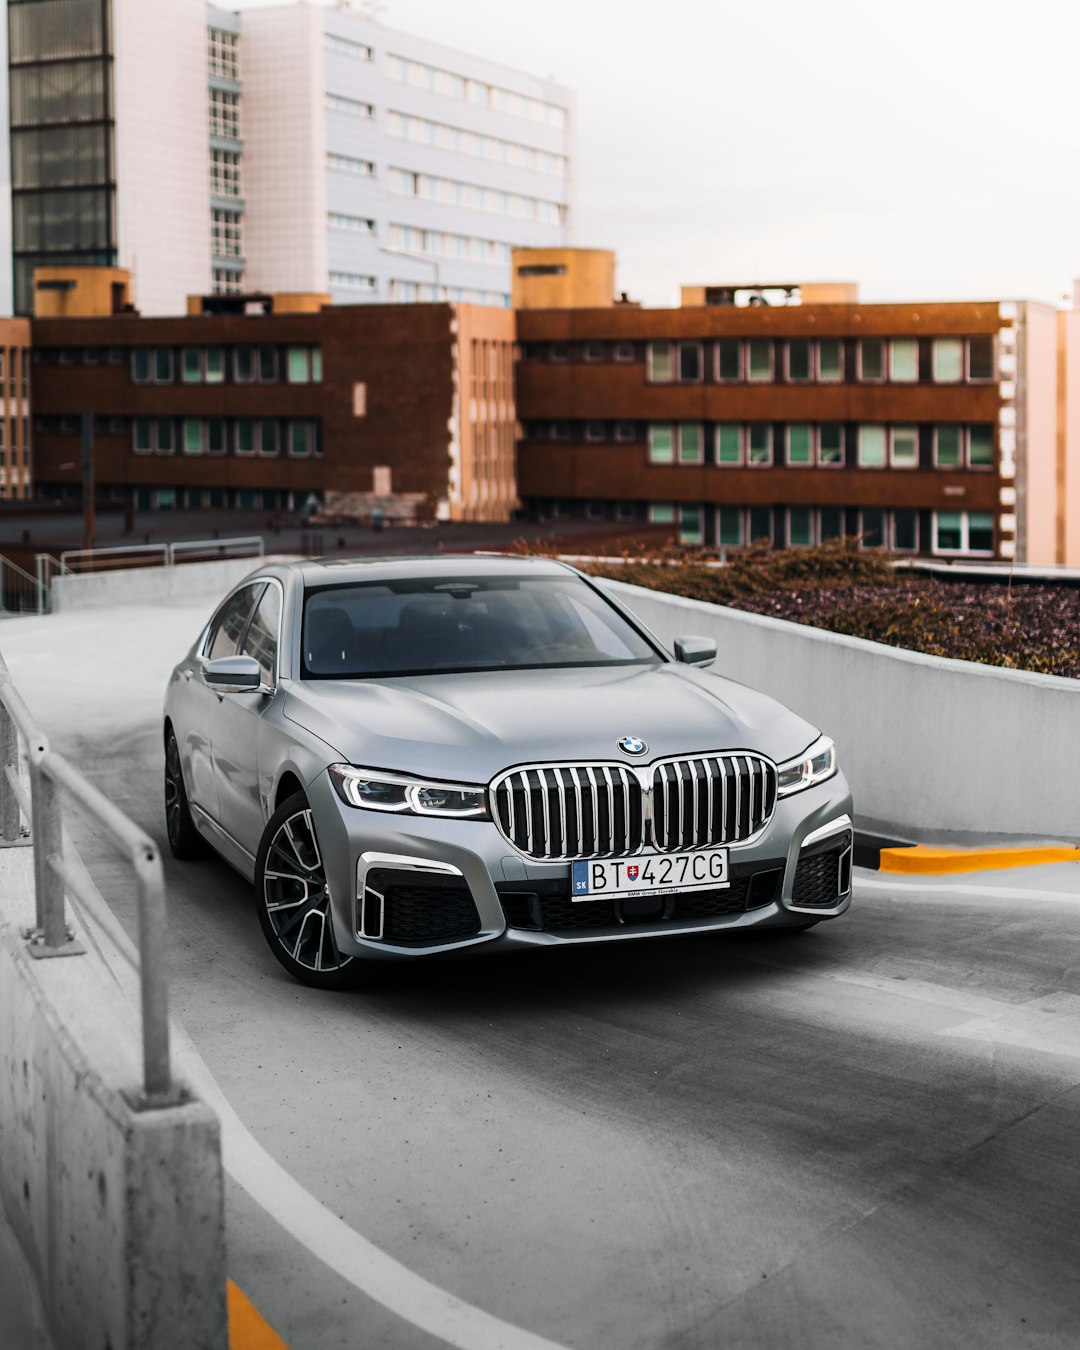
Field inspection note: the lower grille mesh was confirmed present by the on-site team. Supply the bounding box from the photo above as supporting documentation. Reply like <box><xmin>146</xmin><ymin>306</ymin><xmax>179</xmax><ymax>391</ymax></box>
<box><xmin>364</xmin><ymin>869</ymin><xmax>481</xmax><ymax>946</ymax></box>
<box><xmin>791</xmin><ymin>839</ymin><xmax>852</xmax><ymax>909</ymax></box>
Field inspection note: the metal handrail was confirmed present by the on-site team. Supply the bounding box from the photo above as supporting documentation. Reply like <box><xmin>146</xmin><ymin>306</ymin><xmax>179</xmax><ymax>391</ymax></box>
<box><xmin>0</xmin><ymin>651</ymin><xmax>176</xmax><ymax>1107</ymax></box>
<box><xmin>57</xmin><ymin>535</ymin><xmax>265</xmax><ymax>575</ymax></box>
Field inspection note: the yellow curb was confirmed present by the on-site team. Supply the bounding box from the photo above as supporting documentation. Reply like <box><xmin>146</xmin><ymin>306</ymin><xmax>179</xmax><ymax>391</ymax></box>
<box><xmin>228</xmin><ymin>1280</ymin><xmax>289</xmax><ymax>1350</ymax></box>
<box><xmin>879</xmin><ymin>844</ymin><xmax>1080</xmax><ymax>875</ymax></box>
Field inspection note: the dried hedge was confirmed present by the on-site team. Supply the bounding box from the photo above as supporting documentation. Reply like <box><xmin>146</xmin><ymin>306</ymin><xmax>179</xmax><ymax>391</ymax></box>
<box><xmin>573</xmin><ymin>541</ymin><xmax>1080</xmax><ymax>679</ymax></box>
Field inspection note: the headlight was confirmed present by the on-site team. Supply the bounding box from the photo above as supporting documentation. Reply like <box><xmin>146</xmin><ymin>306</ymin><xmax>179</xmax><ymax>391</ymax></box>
<box><xmin>328</xmin><ymin>764</ymin><xmax>489</xmax><ymax>819</ymax></box>
<box><xmin>775</xmin><ymin>735</ymin><xmax>837</xmax><ymax>798</ymax></box>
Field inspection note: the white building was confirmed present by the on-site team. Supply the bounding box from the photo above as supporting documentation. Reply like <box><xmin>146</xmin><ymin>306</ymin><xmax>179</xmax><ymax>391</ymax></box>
<box><xmin>8</xmin><ymin>0</ymin><xmax>575</xmax><ymax>315</ymax></box>
<box><xmin>232</xmin><ymin>1</ymin><xmax>576</xmax><ymax>307</ymax></box>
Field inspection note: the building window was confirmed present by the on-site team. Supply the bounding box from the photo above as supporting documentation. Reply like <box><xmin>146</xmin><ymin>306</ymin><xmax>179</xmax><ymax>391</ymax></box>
<box><xmin>183</xmin><ymin>419</ymin><xmax>204</xmax><ymax>455</ymax></box>
<box><xmin>328</xmin><ymin>212</ymin><xmax>375</xmax><ymax>234</ymax></box>
<box><xmin>787</xmin><ymin>424</ymin><xmax>812</xmax><ymax>465</ymax></box>
<box><xmin>288</xmin><ymin>420</ymin><xmax>316</xmax><ymax>457</ymax></box>
<box><xmin>787</xmin><ymin>506</ymin><xmax>813</xmax><ymax>547</ymax></box>
<box><xmin>236</xmin><ymin>419</ymin><xmax>255</xmax><ymax>456</ymax></box>
<box><xmin>817</xmin><ymin>339</ymin><xmax>843</xmax><ymax>383</ymax></box>
<box><xmin>747</xmin><ymin>424</ymin><xmax>772</xmax><ymax>465</ymax></box>
<box><xmin>934</xmin><ymin>425</ymin><xmax>963</xmax><ymax>468</ymax></box>
<box><xmin>858</xmin><ymin>425</ymin><xmax>887</xmax><ymax>467</ymax></box>
<box><xmin>551</xmin><ymin>422</ymin><xmax>571</xmax><ymax>441</ymax></box>
<box><xmin>211</xmin><ymin>209</ymin><xmax>243</xmax><ymax>259</ymax></box>
<box><xmin>716</xmin><ymin>425</ymin><xmax>742</xmax><ymax>465</ymax></box>
<box><xmin>549</xmin><ymin>343</ymin><xmax>569</xmax><ymax>362</ymax></box>
<box><xmin>181</xmin><ymin>347</ymin><xmax>200</xmax><ymax>383</ymax></box>
<box><xmin>326</xmin><ymin>33</ymin><xmax>374</xmax><ymax>60</ymax></box>
<box><xmin>648</xmin><ymin>424</ymin><xmax>675</xmax><ymax>464</ymax></box>
<box><xmin>647</xmin><ymin>341</ymin><xmax>673</xmax><ymax>383</ymax></box>
<box><xmin>715</xmin><ymin>339</ymin><xmax>740</xmax><ymax>381</ymax></box>
<box><xmin>969</xmin><ymin>424</ymin><xmax>994</xmax><ymax>467</ymax></box>
<box><xmin>717</xmin><ymin>506</ymin><xmax>742</xmax><ymax>547</ymax></box>
<box><xmin>327</xmin><ymin>153</ymin><xmax>375</xmax><ymax>177</ymax></box>
<box><xmin>259</xmin><ymin>420</ymin><xmax>280</xmax><ymax>457</ymax></box>
<box><xmin>132</xmin><ymin>418</ymin><xmax>174</xmax><ymax>454</ymax></box>
<box><xmin>679</xmin><ymin>342</ymin><xmax>703</xmax><ymax>382</ymax></box>
<box><xmin>288</xmin><ymin>347</ymin><xmax>311</xmax><ymax>383</ymax></box>
<box><xmin>327</xmin><ymin>93</ymin><xmax>374</xmax><ymax>119</ymax></box>
<box><xmin>258</xmin><ymin>348</ymin><xmax>278</xmax><ymax>381</ymax></box>
<box><xmin>329</xmin><ymin>272</ymin><xmax>377</xmax><ymax>292</ymax></box>
<box><xmin>968</xmin><ymin>336</ymin><xmax>994</xmax><ymax>382</ymax></box>
<box><xmin>679</xmin><ymin>506</ymin><xmax>703</xmax><ymax>545</ymax></box>
<box><xmin>748</xmin><ymin>506</ymin><xmax>772</xmax><ymax>544</ymax></box>
<box><xmin>934</xmin><ymin>510</ymin><xmax>994</xmax><ymax>555</ymax></box>
<box><xmin>678</xmin><ymin>425</ymin><xmax>704</xmax><ymax>464</ymax></box>
<box><xmin>891</xmin><ymin>339</ymin><xmax>918</xmax><ymax>382</ymax></box>
<box><xmin>786</xmin><ymin>340</ymin><xmax>812</xmax><ymax>383</ymax></box>
<box><xmin>891</xmin><ymin>425</ymin><xmax>918</xmax><ymax>468</ymax></box>
<box><xmin>210</xmin><ymin>148</ymin><xmax>241</xmax><ymax>198</ymax></box>
<box><xmin>893</xmin><ymin>509</ymin><xmax>918</xmax><ymax>552</ymax></box>
<box><xmin>614</xmin><ymin>422</ymin><xmax>636</xmax><ymax>442</ymax></box>
<box><xmin>583</xmin><ymin>342</ymin><xmax>605</xmax><ymax>362</ymax></box>
<box><xmin>859</xmin><ymin>509</ymin><xmax>886</xmax><ymax>548</ymax></box>
<box><xmin>209</xmin><ymin>88</ymin><xmax>240</xmax><ymax>140</ymax></box>
<box><xmin>819</xmin><ymin>423</ymin><xmax>843</xmax><ymax>466</ymax></box>
<box><xmin>858</xmin><ymin>338</ymin><xmax>885</xmax><ymax>382</ymax></box>
<box><xmin>208</xmin><ymin>27</ymin><xmax>239</xmax><ymax>80</ymax></box>
<box><xmin>932</xmin><ymin>338</ymin><xmax>963</xmax><ymax>383</ymax></box>
<box><xmin>207</xmin><ymin>419</ymin><xmax>227</xmax><ymax>455</ymax></box>
<box><xmin>648</xmin><ymin>503</ymin><xmax>674</xmax><ymax>524</ymax></box>
<box><xmin>614</xmin><ymin>342</ymin><xmax>636</xmax><ymax>363</ymax></box>
<box><xmin>747</xmin><ymin>339</ymin><xmax>772</xmax><ymax>383</ymax></box>
<box><xmin>132</xmin><ymin>348</ymin><xmax>173</xmax><ymax>384</ymax></box>
<box><xmin>820</xmin><ymin>506</ymin><xmax>844</xmax><ymax>540</ymax></box>
<box><xmin>584</xmin><ymin>422</ymin><xmax>605</xmax><ymax>441</ymax></box>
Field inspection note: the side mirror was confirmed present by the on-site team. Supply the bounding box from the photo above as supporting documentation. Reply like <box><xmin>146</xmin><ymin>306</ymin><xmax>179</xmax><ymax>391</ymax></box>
<box><xmin>204</xmin><ymin>654</ymin><xmax>263</xmax><ymax>694</ymax></box>
<box><xmin>674</xmin><ymin>635</ymin><xmax>717</xmax><ymax>667</ymax></box>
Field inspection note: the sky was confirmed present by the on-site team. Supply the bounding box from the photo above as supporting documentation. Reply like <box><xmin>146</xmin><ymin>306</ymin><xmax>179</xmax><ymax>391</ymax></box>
<box><xmin>228</xmin><ymin>0</ymin><xmax>1080</xmax><ymax>308</ymax></box>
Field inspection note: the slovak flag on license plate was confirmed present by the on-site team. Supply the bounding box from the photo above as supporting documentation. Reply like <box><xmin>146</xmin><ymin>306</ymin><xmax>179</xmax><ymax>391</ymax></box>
<box><xmin>627</xmin><ymin>866</ymin><xmax>639</xmax><ymax>880</ymax></box>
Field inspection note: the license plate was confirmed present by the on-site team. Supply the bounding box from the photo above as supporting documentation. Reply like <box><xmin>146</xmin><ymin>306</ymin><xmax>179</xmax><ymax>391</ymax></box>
<box><xmin>571</xmin><ymin>849</ymin><xmax>729</xmax><ymax>901</ymax></box>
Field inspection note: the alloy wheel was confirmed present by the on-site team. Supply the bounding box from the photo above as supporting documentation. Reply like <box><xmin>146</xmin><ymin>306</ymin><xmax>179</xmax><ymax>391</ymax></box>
<box><xmin>262</xmin><ymin>808</ymin><xmax>352</xmax><ymax>974</ymax></box>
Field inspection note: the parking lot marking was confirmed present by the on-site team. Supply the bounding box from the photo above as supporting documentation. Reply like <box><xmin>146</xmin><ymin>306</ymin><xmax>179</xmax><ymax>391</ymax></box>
<box><xmin>228</xmin><ymin>1281</ymin><xmax>289</xmax><ymax>1350</ymax></box>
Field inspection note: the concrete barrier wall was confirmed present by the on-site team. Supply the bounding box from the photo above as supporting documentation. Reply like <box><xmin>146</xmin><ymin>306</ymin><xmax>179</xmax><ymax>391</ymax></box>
<box><xmin>51</xmin><ymin>556</ymin><xmax>276</xmax><ymax>612</ymax></box>
<box><xmin>0</xmin><ymin>848</ymin><xmax>226</xmax><ymax>1350</ymax></box>
<box><xmin>603</xmin><ymin>578</ymin><xmax>1080</xmax><ymax>841</ymax></box>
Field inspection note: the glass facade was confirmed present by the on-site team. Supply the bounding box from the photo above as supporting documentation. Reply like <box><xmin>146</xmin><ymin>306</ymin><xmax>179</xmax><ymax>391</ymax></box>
<box><xmin>9</xmin><ymin>0</ymin><xmax>117</xmax><ymax>314</ymax></box>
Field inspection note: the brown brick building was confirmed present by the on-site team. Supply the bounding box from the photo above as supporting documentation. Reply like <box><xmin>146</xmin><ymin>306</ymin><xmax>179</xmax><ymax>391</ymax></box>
<box><xmin>511</xmin><ymin>255</ymin><xmax>1080</xmax><ymax>565</ymax></box>
<box><xmin>29</xmin><ymin>285</ymin><xmax>516</xmax><ymax>521</ymax></box>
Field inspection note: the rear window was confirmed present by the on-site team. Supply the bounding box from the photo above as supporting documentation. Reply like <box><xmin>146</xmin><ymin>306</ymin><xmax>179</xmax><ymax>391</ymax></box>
<box><xmin>301</xmin><ymin>574</ymin><xmax>661</xmax><ymax>678</ymax></box>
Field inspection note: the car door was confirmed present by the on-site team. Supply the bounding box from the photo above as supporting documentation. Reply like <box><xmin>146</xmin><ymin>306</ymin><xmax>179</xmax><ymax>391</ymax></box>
<box><xmin>188</xmin><ymin>582</ymin><xmax>264</xmax><ymax>823</ymax></box>
<box><xmin>210</xmin><ymin>579</ymin><xmax>282</xmax><ymax>857</ymax></box>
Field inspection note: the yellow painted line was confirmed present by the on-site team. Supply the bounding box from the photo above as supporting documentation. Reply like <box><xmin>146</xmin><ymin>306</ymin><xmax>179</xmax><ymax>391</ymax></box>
<box><xmin>228</xmin><ymin>1280</ymin><xmax>289</xmax><ymax>1350</ymax></box>
<box><xmin>879</xmin><ymin>844</ymin><xmax>1080</xmax><ymax>875</ymax></box>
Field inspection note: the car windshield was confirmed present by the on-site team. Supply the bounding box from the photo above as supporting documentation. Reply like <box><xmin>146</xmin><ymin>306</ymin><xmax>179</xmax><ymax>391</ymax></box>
<box><xmin>301</xmin><ymin>574</ymin><xmax>662</xmax><ymax>678</ymax></box>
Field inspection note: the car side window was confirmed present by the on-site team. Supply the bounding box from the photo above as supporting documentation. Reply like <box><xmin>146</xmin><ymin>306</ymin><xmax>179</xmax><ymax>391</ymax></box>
<box><xmin>240</xmin><ymin>584</ymin><xmax>281</xmax><ymax>686</ymax></box>
<box><xmin>205</xmin><ymin>584</ymin><xmax>263</xmax><ymax>662</ymax></box>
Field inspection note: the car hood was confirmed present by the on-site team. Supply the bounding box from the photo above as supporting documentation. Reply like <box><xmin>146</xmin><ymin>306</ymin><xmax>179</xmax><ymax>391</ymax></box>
<box><xmin>282</xmin><ymin>663</ymin><xmax>818</xmax><ymax>783</ymax></box>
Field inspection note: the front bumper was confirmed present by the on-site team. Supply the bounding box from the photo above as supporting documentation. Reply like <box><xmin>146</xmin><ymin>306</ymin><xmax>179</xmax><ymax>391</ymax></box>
<box><xmin>306</xmin><ymin>768</ymin><xmax>854</xmax><ymax>961</ymax></box>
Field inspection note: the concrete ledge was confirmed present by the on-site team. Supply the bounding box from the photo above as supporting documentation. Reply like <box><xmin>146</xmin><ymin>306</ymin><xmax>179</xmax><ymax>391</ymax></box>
<box><xmin>51</xmin><ymin>557</ymin><xmax>279</xmax><ymax>613</ymax></box>
<box><xmin>603</xmin><ymin>579</ymin><xmax>1080</xmax><ymax>841</ymax></box>
<box><xmin>0</xmin><ymin>849</ymin><xmax>226</xmax><ymax>1350</ymax></box>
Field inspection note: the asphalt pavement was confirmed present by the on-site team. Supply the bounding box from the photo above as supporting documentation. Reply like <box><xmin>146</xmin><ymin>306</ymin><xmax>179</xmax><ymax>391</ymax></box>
<box><xmin>3</xmin><ymin>604</ymin><xmax>1080</xmax><ymax>1350</ymax></box>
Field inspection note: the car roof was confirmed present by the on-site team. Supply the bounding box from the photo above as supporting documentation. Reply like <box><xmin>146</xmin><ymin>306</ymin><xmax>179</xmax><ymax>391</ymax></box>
<box><xmin>256</xmin><ymin>553</ymin><xmax>576</xmax><ymax>588</ymax></box>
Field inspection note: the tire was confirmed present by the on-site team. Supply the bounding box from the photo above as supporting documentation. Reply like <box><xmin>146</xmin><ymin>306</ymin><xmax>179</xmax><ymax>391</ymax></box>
<box><xmin>164</xmin><ymin>726</ymin><xmax>207</xmax><ymax>860</ymax></box>
<box><xmin>255</xmin><ymin>792</ymin><xmax>357</xmax><ymax>989</ymax></box>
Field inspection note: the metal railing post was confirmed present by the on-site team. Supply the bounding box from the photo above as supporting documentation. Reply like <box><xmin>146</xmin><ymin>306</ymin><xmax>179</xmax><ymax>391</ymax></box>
<box><xmin>27</xmin><ymin>736</ymin><xmax>69</xmax><ymax>950</ymax></box>
<box><xmin>133</xmin><ymin>840</ymin><xmax>172</xmax><ymax>1101</ymax></box>
<box><xmin>0</xmin><ymin>701</ymin><xmax>20</xmax><ymax>842</ymax></box>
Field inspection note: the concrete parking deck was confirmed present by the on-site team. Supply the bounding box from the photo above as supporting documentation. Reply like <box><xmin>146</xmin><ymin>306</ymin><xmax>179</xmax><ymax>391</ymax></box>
<box><xmin>2</xmin><ymin>593</ymin><xmax>1080</xmax><ymax>1349</ymax></box>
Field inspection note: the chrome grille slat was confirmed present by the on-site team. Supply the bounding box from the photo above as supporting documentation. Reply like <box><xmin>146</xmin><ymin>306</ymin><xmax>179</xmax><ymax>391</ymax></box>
<box><xmin>490</xmin><ymin>754</ymin><xmax>777</xmax><ymax>861</ymax></box>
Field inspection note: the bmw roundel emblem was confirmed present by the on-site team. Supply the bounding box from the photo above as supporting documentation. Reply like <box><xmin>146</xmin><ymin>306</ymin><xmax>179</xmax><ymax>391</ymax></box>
<box><xmin>618</xmin><ymin>735</ymin><xmax>648</xmax><ymax>756</ymax></box>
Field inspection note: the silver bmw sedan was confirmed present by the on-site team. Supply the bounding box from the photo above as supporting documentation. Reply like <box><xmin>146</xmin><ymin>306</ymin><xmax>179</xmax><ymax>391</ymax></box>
<box><xmin>164</xmin><ymin>555</ymin><xmax>853</xmax><ymax>988</ymax></box>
